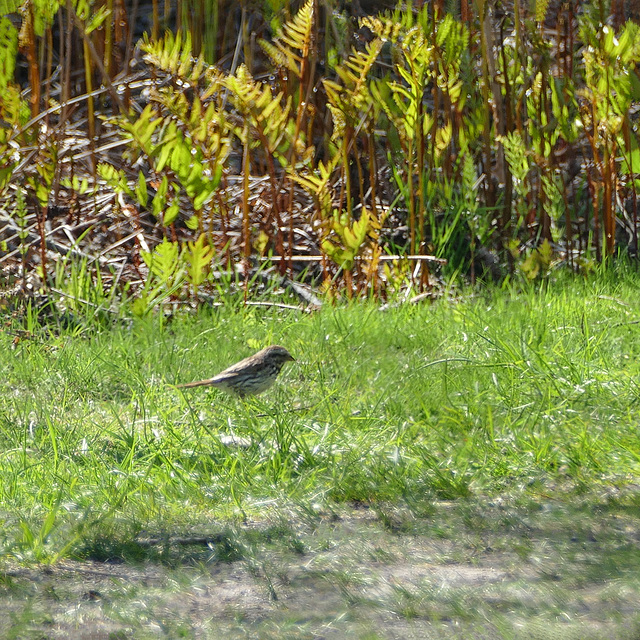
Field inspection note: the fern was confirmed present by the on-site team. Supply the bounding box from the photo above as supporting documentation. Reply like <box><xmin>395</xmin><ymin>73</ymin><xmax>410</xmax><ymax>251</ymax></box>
<box><xmin>322</xmin><ymin>210</ymin><xmax>373</xmax><ymax>271</ymax></box>
<box><xmin>541</xmin><ymin>174</ymin><xmax>564</xmax><ymax>224</ymax></box>
<box><xmin>141</xmin><ymin>238</ymin><xmax>182</xmax><ymax>284</ymax></box>
<box><xmin>135</xmin><ymin>171</ymin><xmax>148</xmax><ymax>208</ymax></box>
<box><xmin>289</xmin><ymin>156</ymin><xmax>339</xmax><ymax>218</ymax></box>
<box><xmin>185</xmin><ymin>234</ymin><xmax>215</xmax><ymax>290</ymax></box>
<box><xmin>324</xmin><ymin>38</ymin><xmax>383</xmax><ymax>117</ymax></box>
<box><xmin>499</xmin><ymin>131</ymin><xmax>531</xmax><ymax>229</ymax></box>
<box><xmin>360</xmin><ymin>16</ymin><xmax>403</xmax><ymax>43</ymax></box>
<box><xmin>500</xmin><ymin>131</ymin><xmax>530</xmax><ymax>188</ymax></box>
<box><xmin>60</xmin><ymin>175</ymin><xmax>93</xmax><ymax>196</ymax></box>
<box><xmin>437</xmin><ymin>14</ymin><xmax>469</xmax><ymax>66</ymax></box>
<box><xmin>104</xmin><ymin>43</ymin><xmax>229</xmax><ymax>220</ymax></box>
<box><xmin>225</xmin><ymin>64</ymin><xmax>293</xmax><ymax>163</ymax></box>
<box><xmin>521</xmin><ymin>239</ymin><xmax>554</xmax><ymax>280</ymax></box>
<box><xmin>370</xmin><ymin>80</ymin><xmax>402</xmax><ymax>138</ymax></box>
<box><xmin>460</xmin><ymin>153</ymin><xmax>479</xmax><ymax>215</ymax></box>
<box><xmin>12</xmin><ymin>187</ymin><xmax>29</xmax><ymax>258</ymax></box>
<box><xmin>386</xmin><ymin>30</ymin><xmax>430</xmax><ymax>146</ymax></box>
<box><xmin>116</xmin><ymin>104</ymin><xmax>162</xmax><ymax>156</ymax></box>
<box><xmin>97</xmin><ymin>164</ymin><xmax>134</xmax><ymax>197</ymax></box>
<box><xmin>435</xmin><ymin>14</ymin><xmax>468</xmax><ymax>107</ymax></box>
<box><xmin>142</xmin><ymin>32</ymin><xmax>208</xmax><ymax>85</ymax></box>
<box><xmin>26</xmin><ymin>143</ymin><xmax>57</xmax><ymax>207</ymax></box>
<box><xmin>535</xmin><ymin>0</ymin><xmax>551</xmax><ymax>24</ymax></box>
<box><xmin>259</xmin><ymin>0</ymin><xmax>314</xmax><ymax>78</ymax></box>
<box><xmin>0</xmin><ymin>16</ymin><xmax>18</xmax><ymax>90</ymax></box>
<box><xmin>150</xmin><ymin>175</ymin><xmax>181</xmax><ymax>226</ymax></box>
<box><xmin>31</xmin><ymin>0</ymin><xmax>61</xmax><ymax>36</ymax></box>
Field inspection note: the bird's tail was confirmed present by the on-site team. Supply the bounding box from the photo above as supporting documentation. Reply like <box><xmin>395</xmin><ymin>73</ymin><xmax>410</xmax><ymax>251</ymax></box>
<box><xmin>175</xmin><ymin>378</ymin><xmax>216</xmax><ymax>389</ymax></box>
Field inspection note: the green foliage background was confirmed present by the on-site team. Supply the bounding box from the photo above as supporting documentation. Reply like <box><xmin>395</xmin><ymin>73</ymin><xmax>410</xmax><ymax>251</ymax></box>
<box><xmin>2</xmin><ymin>0</ymin><xmax>640</xmax><ymax>302</ymax></box>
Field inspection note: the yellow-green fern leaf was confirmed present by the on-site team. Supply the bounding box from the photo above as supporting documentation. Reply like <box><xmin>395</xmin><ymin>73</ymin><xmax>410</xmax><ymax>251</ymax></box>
<box><xmin>259</xmin><ymin>0</ymin><xmax>314</xmax><ymax>78</ymax></box>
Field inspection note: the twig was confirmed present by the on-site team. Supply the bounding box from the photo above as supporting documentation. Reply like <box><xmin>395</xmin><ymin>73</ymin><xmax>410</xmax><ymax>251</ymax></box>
<box><xmin>135</xmin><ymin>534</ymin><xmax>228</xmax><ymax>547</ymax></box>
<box><xmin>261</xmin><ymin>254</ymin><xmax>447</xmax><ymax>264</ymax></box>
<box><xmin>203</xmin><ymin>299</ymin><xmax>311</xmax><ymax>312</ymax></box>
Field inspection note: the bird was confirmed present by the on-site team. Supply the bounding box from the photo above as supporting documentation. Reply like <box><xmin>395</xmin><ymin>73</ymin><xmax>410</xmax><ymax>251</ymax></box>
<box><xmin>176</xmin><ymin>345</ymin><xmax>295</xmax><ymax>397</ymax></box>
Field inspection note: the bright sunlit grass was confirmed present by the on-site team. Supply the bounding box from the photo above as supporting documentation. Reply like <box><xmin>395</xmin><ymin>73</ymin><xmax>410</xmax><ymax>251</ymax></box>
<box><xmin>1</xmin><ymin>270</ymin><xmax>640</xmax><ymax>563</ymax></box>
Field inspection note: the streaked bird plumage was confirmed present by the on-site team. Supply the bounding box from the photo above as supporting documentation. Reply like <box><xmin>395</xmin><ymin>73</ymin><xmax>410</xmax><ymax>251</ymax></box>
<box><xmin>176</xmin><ymin>345</ymin><xmax>294</xmax><ymax>397</ymax></box>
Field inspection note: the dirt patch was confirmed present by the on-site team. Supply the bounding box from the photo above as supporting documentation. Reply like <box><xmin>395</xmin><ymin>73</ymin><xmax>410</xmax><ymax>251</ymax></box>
<box><xmin>2</xmin><ymin>499</ymin><xmax>640</xmax><ymax>639</ymax></box>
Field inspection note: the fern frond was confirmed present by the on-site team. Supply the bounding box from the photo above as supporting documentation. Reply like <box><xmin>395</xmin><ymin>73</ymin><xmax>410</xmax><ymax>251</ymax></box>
<box><xmin>289</xmin><ymin>156</ymin><xmax>339</xmax><ymax>217</ymax></box>
<box><xmin>97</xmin><ymin>163</ymin><xmax>134</xmax><ymax>197</ymax></box>
<box><xmin>0</xmin><ymin>0</ymin><xmax>22</xmax><ymax>13</ymax></box>
<box><xmin>436</xmin><ymin>14</ymin><xmax>468</xmax><ymax>66</ymax></box>
<box><xmin>185</xmin><ymin>234</ymin><xmax>215</xmax><ymax>287</ymax></box>
<box><xmin>535</xmin><ymin>0</ymin><xmax>551</xmax><ymax>23</ymax></box>
<box><xmin>142</xmin><ymin>31</ymin><xmax>208</xmax><ymax>85</ymax></box>
<box><xmin>0</xmin><ymin>16</ymin><xmax>18</xmax><ymax>89</ymax></box>
<box><xmin>259</xmin><ymin>0</ymin><xmax>314</xmax><ymax>77</ymax></box>
<box><xmin>500</xmin><ymin>131</ymin><xmax>530</xmax><ymax>186</ymax></box>
<box><xmin>116</xmin><ymin>104</ymin><xmax>162</xmax><ymax>155</ymax></box>
<box><xmin>370</xmin><ymin>80</ymin><xmax>402</xmax><ymax>134</ymax></box>
<box><xmin>323</xmin><ymin>38</ymin><xmax>383</xmax><ymax>123</ymax></box>
<box><xmin>225</xmin><ymin>65</ymin><xmax>292</xmax><ymax>157</ymax></box>
<box><xmin>335</xmin><ymin>39</ymin><xmax>383</xmax><ymax>105</ymax></box>
<box><xmin>360</xmin><ymin>16</ymin><xmax>403</xmax><ymax>43</ymax></box>
<box><xmin>141</xmin><ymin>238</ymin><xmax>182</xmax><ymax>283</ymax></box>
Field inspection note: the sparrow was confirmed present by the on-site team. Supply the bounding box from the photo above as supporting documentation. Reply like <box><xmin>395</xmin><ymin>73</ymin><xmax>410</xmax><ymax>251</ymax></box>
<box><xmin>176</xmin><ymin>345</ymin><xmax>294</xmax><ymax>397</ymax></box>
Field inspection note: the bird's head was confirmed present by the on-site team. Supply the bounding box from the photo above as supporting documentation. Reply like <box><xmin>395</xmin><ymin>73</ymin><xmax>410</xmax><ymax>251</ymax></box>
<box><xmin>263</xmin><ymin>345</ymin><xmax>295</xmax><ymax>365</ymax></box>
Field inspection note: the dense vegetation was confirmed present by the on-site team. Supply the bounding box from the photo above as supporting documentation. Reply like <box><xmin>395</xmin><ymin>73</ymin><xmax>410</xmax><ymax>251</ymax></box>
<box><xmin>2</xmin><ymin>0</ymin><xmax>640</xmax><ymax>308</ymax></box>
<box><xmin>2</xmin><ymin>4</ymin><xmax>640</xmax><ymax>635</ymax></box>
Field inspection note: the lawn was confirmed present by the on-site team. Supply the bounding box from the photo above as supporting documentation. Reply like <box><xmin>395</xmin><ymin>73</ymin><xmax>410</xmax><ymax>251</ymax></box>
<box><xmin>1</xmin><ymin>271</ymin><xmax>640</xmax><ymax>638</ymax></box>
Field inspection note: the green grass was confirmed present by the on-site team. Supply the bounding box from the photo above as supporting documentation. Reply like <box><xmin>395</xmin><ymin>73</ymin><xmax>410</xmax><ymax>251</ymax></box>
<box><xmin>1</xmin><ymin>270</ymin><xmax>640</xmax><ymax>637</ymax></box>
<box><xmin>2</xmin><ymin>272</ymin><xmax>640</xmax><ymax>554</ymax></box>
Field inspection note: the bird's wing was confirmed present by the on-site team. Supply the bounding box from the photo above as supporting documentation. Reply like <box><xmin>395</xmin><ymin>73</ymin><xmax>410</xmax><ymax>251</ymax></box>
<box><xmin>176</xmin><ymin>353</ymin><xmax>261</xmax><ymax>389</ymax></box>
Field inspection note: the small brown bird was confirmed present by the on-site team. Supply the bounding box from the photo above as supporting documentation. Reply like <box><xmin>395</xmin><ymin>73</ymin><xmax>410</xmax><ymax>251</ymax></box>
<box><xmin>176</xmin><ymin>345</ymin><xmax>294</xmax><ymax>397</ymax></box>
